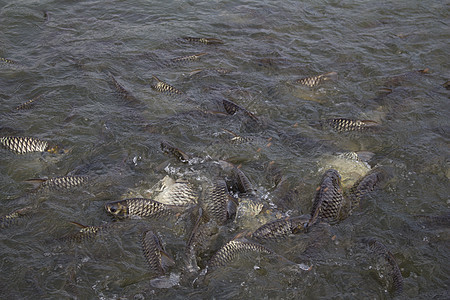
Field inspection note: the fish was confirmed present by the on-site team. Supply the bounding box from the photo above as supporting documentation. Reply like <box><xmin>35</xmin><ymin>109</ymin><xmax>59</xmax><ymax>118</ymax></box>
<box><xmin>229</xmin><ymin>167</ymin><xmax>254</xmax><ymax>195</ymax></box>
<box><xmin>189</xmin><ymin>68</ymin><xmax>232</xmax><ymax>76</ymax></box>
<box><xmin>348</xmin><ymin>169</ymin><xmax>386</xmax><ymax>211</ymax></box>
<box><xmin>181</xmin><ymin>37</ymin><xmax>224</xmax><ymax>45</ymax></box>
<box><xmin>25</xmin><ymin>175</ymin><xmax>89</xmax><ymax>191</ymax></box>
<box><xmin>170</xmin><ymin>53</ymin><xmax>208</xmax><ymax>64</ymax></box>
<box><xmin>207</xmin><ymin>238</ymin><xmax>274</xmax><ymax>269</ymax></box>
<box><xmin>204</xmin><ymin>180</ymin><xmax>238</xmax><ymax>225</ymax></box>
<box><xmin>151</xmin><ymin>75</ymin><xmax>183</xmax><ymax>95</ymax></box>
<box><xmin>160</xmin><ymin>140</ymin><xmax>190</xmax><ymax>163</ymax></box>
<box><xmin>221</xmin><ymin>129</ymin><xmax>254</xmax><ymax>145</ymax></box>
<box><xmin>104</xmin><ymin>198</ymin><xmax>175</xmax><ymax>219</ymax></box>
<box><xmin>0</xmin><ymin>57</ymin><xmax>16</xmax><ymax>64</ymax></box>
<box><xmin>443</xmin><ymin>80</ymin><xmax>450</xmax><ymax>90</ymax></box>
<box><xmin>309</xmin><ymin>169</ymin><xmax>344</xmax><ymax>225</ymax></box>
<box><xmin>16</xmin><ymin>94</ymin><xmax>44</xmax><ymax>110</ymax></box>
<box><xmin>250</xmin><ymin>215</ymin><xmax>309</xmax><ymax>242</ymax></box>
<box><xmin>0</xmin><ymin>136</ymin><xmax>61</xmax><ymax>154</ymax></box>
<box><xmin>142</xmin><ymin>230</ymin><xmax>175</xmax><ymax>275</ymax></box>
<box><xmin>321</xmin><ymin>118</ymin><xmax>379</xmax><ymax>132</ymax></box>
<box><xmin>296</xmin><ymin>71</ymin><xmax>338</xmax><ymax>87</ymax></box>
<box><xmin>154</xmin><ymin>178</ymin><xmax>198</xmax><ymax>207</ymax></box>
<box><xmin>109</xmin><ymin>74</ymin><xmax>139</xmax><ymax>104</ymax></box>
<box><xmin>57</xmin><ymin>222</ymin><xmax>111</xmax><ymax>243</ymax></box>
<box><xmin>362</xmin><ymin>238</ymin><xmax>403</xmax><ymax>296</ymax></box>
<box><xmin>222</xmin><ymin>99</ymin><xmax>258</xmax><ymax>122</ymax></box>
<box><xmin>0</xmin><ymin>206</ymin><xmax>34</xmax><ymax>228</ymax></box>
<box><xmin>414</xmin><ymin>213</ymin><xmax>450</xmax><ymax>227</ymax></box>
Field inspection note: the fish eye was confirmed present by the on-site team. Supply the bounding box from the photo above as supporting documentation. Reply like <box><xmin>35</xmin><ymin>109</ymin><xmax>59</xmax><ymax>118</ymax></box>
<box><xmin>108</xmin><ymin>206</ymin><xmax>117</xmax><ymax>213</ymax></box>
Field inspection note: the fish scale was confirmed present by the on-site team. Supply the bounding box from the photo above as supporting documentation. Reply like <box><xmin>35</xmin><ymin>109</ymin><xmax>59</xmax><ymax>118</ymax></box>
<box><xmin>323</xmin><ymin>118</ymin><xmax>379</xmax><ymax>132</ymax></box>
<box><xmin>105</xmin><ymin>198</ymin><xmax>173</xmax><ymax>218</ymax></box>
<box><xmin>151</xmin><ymin>75</ymin><xmax>183</xmax><ymax>95</ymax></box>
<box><xmin>155</xmin><ymin>179</ymin><xmax>198</xmax><ymax>206</ymax></box>
<box><xmin>204</xmin><ymin>180</ymin><xmax>235</xmax><ymax>224</ymax></box>
<box><xmin>170</xmin><ymin>53</ymin><xmax>207</xmax><ymax>64</ymax></box>
<box><xmin>250</xmin><ymin>216</ymin><xmax>309</xmax><ymax>242</ymax></box>
<box><xmin>0</xmin><ymin>136</ymin><xmax>48</xmax><ymax>154</ymax></box>
<box><xmin>160</xmin><ymin>140</ymin><xmax>190</xmax><ymax>163</ymax></box>
<box><xmin>181</xmin><ymin>37</ymin><xmax>224</xmax><ymax>45</ymax></box>
<box><xmin>208</xmin><ymin>238</ymin><xmax>274</xmax><ymax>269</ymax></box>
<box><xmin>309</xmin><ymin>169</ymin><xmax>344</xmax><ymax>225</ymax></box>
<box><xmin>38</xmin><ymin>176</ymin><xmax>89</xmax><ymax>190</ymax></box>
<box><xmin>349</xmin><ymin>169</ymin><xmax>385</xmax><ymax>211</ymax></box>
<box><xmin>0</xmin><ymin>206</ymin><xmax>33</xmax><ymax>228</ymax></box>
<box><xmin>16</xmin><ymin>94</ymin><xmax>43</xmax><ymax>110</ymax></box>
<box><xmin>296</xmin><ymin>71</ymin><xmax>337</xmax><ymax>87</ymax></box>
<box><xmin>57</xmin><ymin>223</ymin><xmax>111</xmax><ymax>243</ymax></box>
<box><xmin>142</xmin><ymin>231</ymin><xmax>175</xmax><ymax>275</ymax></box>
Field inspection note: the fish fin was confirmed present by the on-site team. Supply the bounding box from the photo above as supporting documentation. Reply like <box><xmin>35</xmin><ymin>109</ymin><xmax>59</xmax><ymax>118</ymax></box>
<box><xmin>152</xmin><ymin>75</ymin><xmax>161</xmax><ymax>82</ymax></box>
<box><xmin>361</xmin><ymin>120</ymin><xmax>379</xmax><ymax>126</ymax></box>
<box><xmin>24</xmin><ymin>178</ymin><xmax>47</xmax><ymax>190</ymax></box>
<box><xmin>322</xmin><ymin>71</ymin><xmax>338</xmax><ymax>81</ymax></box>
<box><xmin>69</xmin><ymin>221</ymin><xmax>87</xmax><ymax>228</ymax></box>
<box><xmin>160</xmin><ymin>250</ymin><xmax>176</xmax><ymax>270</ymax></box>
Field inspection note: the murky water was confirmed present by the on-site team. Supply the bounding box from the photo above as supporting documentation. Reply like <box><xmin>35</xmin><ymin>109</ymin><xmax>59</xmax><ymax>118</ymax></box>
<box><xmin>1</xmin><ymin>0</ymin><xmax>449</xmax><ymax>299</ymax></box>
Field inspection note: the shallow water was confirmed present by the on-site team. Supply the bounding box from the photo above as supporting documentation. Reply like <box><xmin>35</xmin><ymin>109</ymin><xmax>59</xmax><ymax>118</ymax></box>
<box><xmin>1</xmin><ymin>0</ymin><xmax>449</xmax><ymax>299</ymax></box>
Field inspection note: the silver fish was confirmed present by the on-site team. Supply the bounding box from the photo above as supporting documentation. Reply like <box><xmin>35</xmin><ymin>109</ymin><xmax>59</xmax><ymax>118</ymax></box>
<box><xmin>0</xmin><ymin>206</ymin><xmax>34</xmax><ymax>228</ymax></box>
<box><xmin>0</xmin><ymin>57</ymin><xmax>16</xmax><ymax>65</ymax></box>
<box><xmin>104</xmin><ymin>198</ymin><xmax>175</xmax><ymax>219</ymax></box>
<box><xmin>322</xmin><ymin>118</ymin><xmax>379</xmax><ymax>132</ymax></box>
<box><xmin>0</xmin><ymin>136</ymin><xmax>54</xmax><ymax>154</ymax></box>
<box><xmin>170</xmin><ymin>53</ymin><xmax>208</xmax><ymax>64</ymax></box>
<box><xmin>26</xmin><ymin>175</ymin><xmax>89</xmax><ymax>191</ymax></box>
<box><xmin>296</xmin><ymin>71</ymin><xmax>337</xmax><ymax>87</ymax></box>
<box><xmin>16</xmin><ymin>94</ymin><xmax>44</xmax><ymax>110</ymax></box>
<box><xmin>250</xmin><ymin>215</ymin><xmax>309</xmax><ymax>242</ymax></box>
<box><xmin>161</xmin><ymin>140</ymin><xmax>190</xmax><ymax>163</ymax></box>
<box><xmin>309</xmin><ymin>169</ymin><xmax>344</xmax><ymax>225</ymax></box>
<box><xmin>151</xmin><ymin>75</ymin><xmax>183</xmax><ymax>95</ymax></box>
<box><xmin>181</xmin><ymin>37</ymin><xmax>224</xmax><ymax>45</ymax></box>
<box><xmin>57</xmin><ymin>222</ymin><xmax>112</xmax><ymax>243</ymax></box>
<box><xmin>142</xmin><ymin>230</ymin><xmax>175</xmax><ymax>275</ymax></box>
<box><xmin>348</xmin><ymin>169</ymin><xmax>386</xmax><ymax>212</ymax></box>
<box><xmin>204</xmin><ymin>180</ymin><xmax>238</xmax><ymax>225</ymax></box>
<box><xmin>154</xmin><ymin>178</ymin><xmax>198</xmax><ymax>207</ymax></box>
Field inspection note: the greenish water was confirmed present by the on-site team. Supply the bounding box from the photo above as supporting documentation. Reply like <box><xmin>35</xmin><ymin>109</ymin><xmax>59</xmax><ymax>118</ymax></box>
<box><xmin>1</xmin><ymin>0</ymin><xmax>449</xmax><ymax>299</ymax></box>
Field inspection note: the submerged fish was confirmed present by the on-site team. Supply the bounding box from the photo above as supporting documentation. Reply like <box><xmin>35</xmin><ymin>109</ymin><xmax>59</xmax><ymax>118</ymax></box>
<box><xmin>189</xmin><ymin>68</ymin><xmax>232</xmax><ymax>76</ymax></box>
<box><xmin>229</xmin><ymin>166</ymin><xmax>254</xmax><ymax>195</ymax></box>
<box><xmin>348</xmin><ymin>169</ymin><xmax>386</xmax><ymax>212</ymax></box>
<box><xmin>160</xmin><ymin>140</ymin><xmax>190</xmax><ymax>163</ymax></box>
<box><xmin>222</xmin><ymin>99</ymin><xmax>258</xmax><ymax>122</ymax></box>
<box><xmin>222</xmin><ymin>129</ymin><xmax>253</xmax><ymax>144</ymax></box>
<box><xmin>16</xmin><ymin>94</ymin><xmax>44</xmax><ymax>110</ymax></box>
<box><xmin>296</xmin><ymin>71</ymin><xmax>338</xmax><ymax>87</ymax></box>
<box><xmin>321</xmin><ymin>118</ymin><xmax>379</xmax><ymax>132</ymax></box>
<box><xmin>204</xmin><ymin>180</ymin><xmax>238</xmax><ymax>225</ymax></box>
<box><xmin>0</xmin><ymin>57</ymin><xmax>16</xmax><ymax>64</ymax></box>
<box><xmin>0</xmin><ymin>206</ymin><xmax>34</xmax><ymax>228</ymax></box>
<box><xmin>104</xmin><ymin>198</ymin><xmax>175</xmax><ymax>219</ymax></box>
<box><xmin>207</xmin><ymin>238</ymin><xmax>274</xmax><ymax>269</ymax></box>
<box><xmin>0</xmin><ymin>136</ymin><xmax>61</xmax><ymax>154</ymax></box>
<box><xmin>142</xmin><ymin>230</ymin><xmax>175</xmax><ymax>275</ymax></box>
<box><xmin>309</xmin><ymin>169</ymin><xmax>344</xmax><ymax>225</ymax></box>
<box><xmin>151</xmin><ymin>75</ymin><xmax>183</xmax><ymax>95</ymax></box>
<box><xmin>170</xmin><ymin>53</ymin><xmax>208</xmax><ymax>64</ymax></box>
<box><xmin>362</xmin><ymin>238</ymin><xmax>403</xmax><ymax>296</ymax></box>
<box><xmin>57</xmin><ymin>222</ymin><xmax>111</xmax><ymax>243</ymax></box>
<box><xmin>109</xmin><ymin>74</ymin><xmax>139</xmax><ymax>104</ymax></box>
<box><xmin>26</xmin><ymin>175</ymin><xmax>89</xmax><ymax>191</ymax></box>
<box><xmin>250</xmin><ymin>215</ymin><xmax>309</xmax><ymax>242</ymax></box>
<box><xmin>181</xmin><ymin>37</ymin><xmax>224</xmax><ymax>45</ymax></box>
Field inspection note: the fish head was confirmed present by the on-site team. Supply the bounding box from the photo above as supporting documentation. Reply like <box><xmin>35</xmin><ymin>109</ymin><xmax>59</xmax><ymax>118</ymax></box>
<box><xmin>104</xmin><ymin>200</ymin><xmax>128</xmax><ymax>217</ymax></box>
<box><xmin>291</xmin><ymin>215</ymin><xmax>310</xmax><ymax>234</ymax></box>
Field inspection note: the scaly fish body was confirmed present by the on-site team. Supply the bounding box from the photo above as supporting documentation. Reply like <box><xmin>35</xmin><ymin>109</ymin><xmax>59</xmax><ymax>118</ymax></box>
<box><xmin>28</xmin><ymin>175</ymin><xmax>89</xmax><ymax>191</ymax></box>
<box><xmin>181</xmin><ymin>37</ymin><xmax>224</xmax><ymax>45</ymax></box>
<box><xmin>16</xmin><ymin>94</ymin><xmax>43</xmax><ymax>110</ymax></box>
<box><xmin>208</xmin><ymin>238</ymin><xmax>274</xmax><ymax>269</ymax></box>
<box><xmin>0</xmin><ymin>206</ymin><xmax>33</xmax><ymax>228</ymax></box>
<box><xmin>362</xmin><ymin>238</ymin><xmax>403</xmax><ymax>296</ymax></box>
<box><xmin>151</xmin><ymin>75</ymin><xmax>183</xmax><ymax>95</ymax></box>
<box><xmin>58</xmin><ymin>222</ymin><xmax>111</xmax><ymax>243</ymax></box>
<box><xmin>250</xmin><ymin>215</ymin><xmax>309</xmax><ymax>242</ymax></box>
<box><xmin>322</xmin><ymin>118</ymin><xmax>379</xmax><ymax>132</ymax></box>
<box><xmin>230</xmin><ymin>167</ymin><xmax>254</xmax><ymax>195</ymax></box>
<box><xmin>222</xmin><ymin>99</ymin><xmax>258</xmax><ymax>122</ymax></box>
<box><xmin>204</xmin><ymin>180</ymin><xmax>238</xmax><ymax>225</ymax></box>
<box><xmin>0</xmin><ymin>57</ymin><xmax>16</xmax><ymax>64</ymax></box>
<box><xmin>296</xmin><ymin>71</ymin><xmax>337</xmax><ymax>87</ymax></box>
<box><xmin>104</xmin><ymin>198</ymin><xmax>174</xmax><ymax>218</ymax></box>
<box><xmin>154</xmin><ymin>178</ymin><xmax>198</xmax><ymax>206</ymax></box>
<box><xmin>110</xmin><ymin>74</ymin><xmax>139</xmax><ymax>104</ymax></box>
<box><xmin>160</xmin><ymin>140</ymin><xmax>190</xmax><ymax>163</ymax></box>
<box><xmin>142</xmin><ymin>230</ymin><xmax>175</xmax><ymax>275</ymax></box>
<box><xmin>0</xmin><ymin>136</ymin><xmax>49</xmax><ymax>154</ymax></box>
<box><xmin>348</xmin><ymin>169</ymin><xmax>386</xmax><ymax>211</ymax></box>
<box><xmin>309</xmin><ymin>169</ymin><xmax>344</xmax><ymax>225</ymax></box>
<box><xmin>170</xmin><ymin>53</ymin><xmax>208</xmax><ymax>64</ymax></box>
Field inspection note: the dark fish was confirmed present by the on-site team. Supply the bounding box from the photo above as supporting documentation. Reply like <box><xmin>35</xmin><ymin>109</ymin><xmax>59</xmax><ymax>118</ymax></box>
<box><xmin>16</xmin><ymin>94</ymin><xmax>44</xmax><ymax>110</ymax></box>
<box><xmin>229</xmin><ymin>167</ymin><xmax>254</xmax><ymax>195</ymax></box>
<box><xmin>0</xmin><ymin>206</ymin><xmax>34</xmax><ymax>228</ymax></box>
<box><xmin>0</xmin><ymin>136</ymin><xmax>58</xmax><ymax>154</ymax></box>
<box><xmin>222</xmin><ymin>128</ymin><xmax>254</xmax><ymax>144</ymax></box>
<box><xmin>109</xmin><ymin>74</ymin><xmax>139</xmax><ymax>104</ymax></box>
<box><xmin>57</xmin><ymin>222</ymin><xmax>111</xmax><ymax>243</ymax></box>
<box><xmin>414</xmin><ymin>213</ymin><xmax>450</xmax><ymax>227</ymax></box>
<box><xmin>208</xmin><ymin>238</ymin><xmax>274</xmax><ymax>269</ymax></box>
<box><xmin>250</xmin><ymin>215</ymin><xmax>309</xmax><ymax>242</ymax></box>
<box><xmin>348</xmin><ymin>169</ymin><xmax>386</xmax><ymax>211</ymax></box>
<box><xmin>222</xmin><ymin>99</ymin><xmax>258</xmax><ymax>122</ymax></box>
<box><xmin>321</xmin><ymin>118</ymin><xmax>379</xmax><ymax>132</ymax></box>
<box><xmin>443</xmin><ymin>80</ymin><xmax>450</xmax><ymax>90</ymax></box>
<box><xmin>181</xmin><ymin>37</ymin><xmax>224</xmax><ymax>45</ymax></box>
<box><xmin>362</xmin><ymin>238</ymin><xmax>403</xmax><ymax>296</ymax></box>
<box><xmin>142</xmin><ymin>230</ymin><xmax>175</xmax><ymax>275</ymax></box>
<box><xmin>161</xmin><ymin>140</ymin><xmax>190</xmax><ymax>163</ymax></box>
<box><xmin>296</xmin><ymin>71</ymin><xmax>338</xmax><ymax>87</ymax></box>
<box><xmin>189</xmin><ymin>68</ymin><xmax>233</xmax><ymax>76</ymax></box>
<box><xmin>104</xmin><ymin>198</ymin><xmax>174</xmax><ymax>219</ymax></box>
<box><xmin>170</xmin><ymin>53</ymin><xmax>208</xmax><ymax>64</ymax></box>
<box><xmin>309</xmin><ymin>169</ymin><xmax>344</xmax><ymax>225</ymax></box>
<box><xmin>0</xmin><ymin>57</ymin><xmax>16</xmax><ymax>64</ymax></box>
<box><xmin>26</xmin><ymin>175</ymin><xmax>89</xmax><ymax>191</ymax></box>
<box><xmin>151</xmin><ymin>75</ymin><xmax>183</xmax><ymax>95</ymax></box>
<box><xmin>204</xmin><ymin>180</ymin><xmax>238</xmax><ymax>225</ymax></box>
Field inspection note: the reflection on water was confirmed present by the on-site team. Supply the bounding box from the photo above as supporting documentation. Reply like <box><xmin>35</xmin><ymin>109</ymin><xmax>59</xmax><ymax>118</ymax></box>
<box><xmin>1</xmin><ymin>0</ymin><xmax>449</xmax><ymax>299</ymax></box>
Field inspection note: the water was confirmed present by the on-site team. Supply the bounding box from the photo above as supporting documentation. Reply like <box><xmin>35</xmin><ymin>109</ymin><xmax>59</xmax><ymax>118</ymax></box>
<box><xmin>1</xmin><ymin>0</ymin><xmax>449</xmax><ymax>299</ymax></box>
